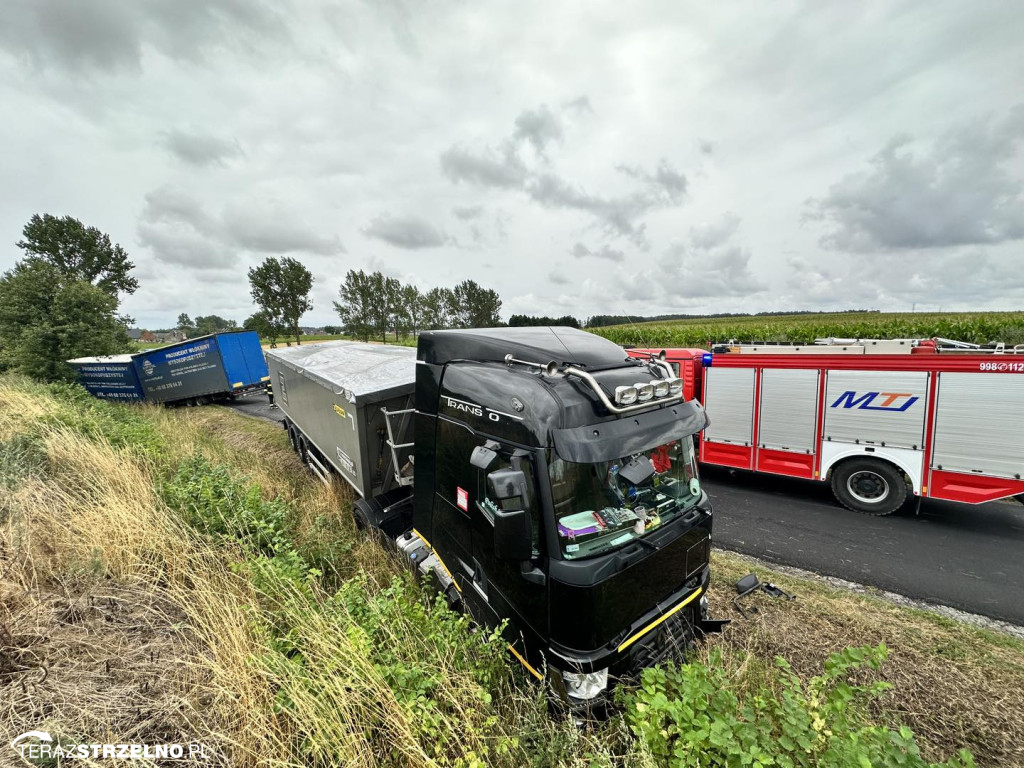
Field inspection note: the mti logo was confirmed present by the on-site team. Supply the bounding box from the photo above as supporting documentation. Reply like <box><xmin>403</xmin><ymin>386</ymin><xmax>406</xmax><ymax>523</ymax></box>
<box><xmin>830</xmin><ymin>391</ymin><xmax>919</xmax><ymax>412</ymax></box>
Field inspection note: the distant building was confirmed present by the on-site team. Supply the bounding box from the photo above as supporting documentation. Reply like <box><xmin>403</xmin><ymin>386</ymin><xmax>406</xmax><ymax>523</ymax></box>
<box><xmin>300</xmin><ymin>326</ymin><xmax>326</xmax><ymax>335</ymax></box>
<box><xmin>152</xmin><ymin>329</ymin><xmax>187</xmax><ymax>343</ymax></box>
<box><xmin>128</xmin><ymin>329</ymin><xmax>187</xmax><ymax>345</ymax></box>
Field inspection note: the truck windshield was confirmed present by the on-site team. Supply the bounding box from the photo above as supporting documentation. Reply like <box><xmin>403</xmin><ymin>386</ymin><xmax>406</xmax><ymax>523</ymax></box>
<box><xmin>550</xmin><ymin>439</ymin><xmax>701</xmax><ymax>560</ymax></box>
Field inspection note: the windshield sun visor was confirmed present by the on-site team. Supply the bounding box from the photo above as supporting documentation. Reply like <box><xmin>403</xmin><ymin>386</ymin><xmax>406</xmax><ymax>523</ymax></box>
<box><xmin>552</xmin><ymin>401</ymin><xmax>708</xmax><ymax>464</ymax></box>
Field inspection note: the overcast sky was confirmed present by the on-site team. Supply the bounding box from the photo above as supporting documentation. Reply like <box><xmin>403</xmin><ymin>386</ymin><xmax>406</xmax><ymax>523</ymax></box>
<box><xmin>1</xmin><ymin>1</ymin><xmax>1022</xmax><ymax>328</ymax></box>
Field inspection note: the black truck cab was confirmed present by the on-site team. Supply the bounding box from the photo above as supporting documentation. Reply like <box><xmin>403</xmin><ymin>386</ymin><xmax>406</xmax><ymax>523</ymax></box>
<box><xmin>404</xmin><ymin>327</ymin><xmax>716</xmax><ymax>705</ymax></box>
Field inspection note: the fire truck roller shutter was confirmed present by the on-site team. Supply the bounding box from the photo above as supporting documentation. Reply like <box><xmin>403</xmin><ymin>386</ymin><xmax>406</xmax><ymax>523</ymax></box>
<box><xmin>931</xmin><ymin>372</ymin><xmax>1024</xmax><ymax>479</ymax></box>
<box><xmin>758</xmin><ymin>369</ymin><xmax>819</xmax><ymax>453</ymax></box>
<box><xmin>823</xmin><ymin>370</ymin><xmax>928</xmax><ymax>450</ymax></box>
<box><xmin>703</xmin><ymin>368</ymin><xmax>756</xmax><ymax>446</ymax></box>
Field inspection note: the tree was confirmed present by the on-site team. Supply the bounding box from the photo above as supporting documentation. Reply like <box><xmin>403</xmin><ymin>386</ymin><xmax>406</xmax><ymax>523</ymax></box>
<box><xmin>248</xmin><ymin>256</ymin><xmax>314</xmax><ymax>346</ymax></box>
<box><xmin>244</xmin><ymin>310</ymin><xmax>283</xmax><ymax>347</ymax></box>
<box><xmin>193</xmin><ymin>315</ymin><xmax>238</xmax><ymax>336</ymax></box>
<box><xmin>366</xmin><ymin>272</ymin><xmax>402</xmax><ymax>343</ymax></box>
<box><xmin>17</xmin><ymin>213</ymin><xmax>138</xmax><ymax>297</ymax></box>
<box><xmin>176</xmin><ymin>313</ymin><xmax>196</xmax><ymax>336</ymax></box>
<box><xmin>452</xmin><ymin>280</ymin><xmax>502</xmax><ymax>328</ymax></box>
<box><xmin>334</xmin><ymin>270</ymin><xmax>375</xmax><ymax>342</ymax></box>
<box><xmin>421</xmin><ymin>287</ymin><xmax>455</xmax><ymax>330</ymax></box>
<box><xmin>400</xmin><ymin>284</ymin><xmax>422</xmax><ymax>338</ymax></box>
<box><xmin>0</xmin><ymin>260</ymin><xmax>130</xmax><ymax>380</ymax></box>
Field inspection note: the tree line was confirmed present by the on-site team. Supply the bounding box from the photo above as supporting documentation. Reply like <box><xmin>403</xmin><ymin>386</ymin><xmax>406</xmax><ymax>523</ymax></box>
<box><xmin>508</xmin><ymin>314</ymin><xmax>581</xmax><ymax>328</ymax></box>
<box><xmin>0</xmin><ymin>213</ymin><xmax>508</xmax><ymax>380</ymax></box>
<box><xmin>334</xmin><ymin>271</ymin><xmax>501</xmax><ymax>343</ymax></box>
<box><xmin>584</xmin><ymin>309</ymin><xmax>883</xmax><ymax>328</ymax></box>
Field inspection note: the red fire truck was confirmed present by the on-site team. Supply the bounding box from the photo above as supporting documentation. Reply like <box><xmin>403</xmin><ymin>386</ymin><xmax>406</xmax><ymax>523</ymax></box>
<box><xmin>628</xmin><ymin>339</ymin><xmax>1024</xmax><ymax>515</ymax></box>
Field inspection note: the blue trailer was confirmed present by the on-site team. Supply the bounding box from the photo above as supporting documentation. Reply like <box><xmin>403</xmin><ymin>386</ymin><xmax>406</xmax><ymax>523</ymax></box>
<box><xmin>131</xmin><ymin>331</ymin><xmax>269</xmax><ymax>405</ymax></box>
<box><xmin>66</xmin><ymin>355</ymin><xmax>146</xmax><ymax>401</ymax></box>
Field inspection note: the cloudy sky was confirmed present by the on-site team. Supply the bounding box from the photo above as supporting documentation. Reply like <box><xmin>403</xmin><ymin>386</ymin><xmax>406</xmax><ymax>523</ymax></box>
<box><xmin>1</xmin><ymin>1</ymin><xmax>1022</xmax><ymax>329</ymax></box>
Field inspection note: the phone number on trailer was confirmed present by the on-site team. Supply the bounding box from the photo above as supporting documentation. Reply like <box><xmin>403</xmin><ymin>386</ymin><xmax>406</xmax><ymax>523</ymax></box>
<box><xmin>978</xmin><ymin>361</ymin><xmax>1024</xmax><ymax>372</ymax></box>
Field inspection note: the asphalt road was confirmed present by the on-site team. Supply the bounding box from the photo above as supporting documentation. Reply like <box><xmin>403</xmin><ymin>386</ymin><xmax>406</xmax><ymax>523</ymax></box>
<box><xmin>701</xmin><ymin>465</ymin><xmax>1024</xmax><ymax>625</ymax></box>
<box><xmin>223</xmin><ymin>392</ymin><xmax>282</xmax><ymax>426</ymax></box>
<box><xmin>223</xmin><ymin>394</ymin><xmax>1024</xmax><ymax>625</ymax></box>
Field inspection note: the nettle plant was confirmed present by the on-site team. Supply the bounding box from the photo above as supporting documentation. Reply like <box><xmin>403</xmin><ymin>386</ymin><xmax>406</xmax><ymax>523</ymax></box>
<box><xmin>622</xmin><ymin>644</ymin><xmax>974</xmax><ymax>768</ymax></box>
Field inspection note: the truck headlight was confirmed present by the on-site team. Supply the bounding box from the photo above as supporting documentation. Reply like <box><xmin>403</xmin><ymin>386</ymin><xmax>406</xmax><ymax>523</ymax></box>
<box><xmin>668</xmin><ymin>377</ymin><xmax>683</xmax><ymax>396</ymax></box>
<box><xmin>562</xmin><ymin>668</ymin><xmax>609</xmax><ymax>700</ymax></box>
<box><xmin>652</xmin><ymin>380</ymin><xmax>670</xmax><ymax>397</ymax></box>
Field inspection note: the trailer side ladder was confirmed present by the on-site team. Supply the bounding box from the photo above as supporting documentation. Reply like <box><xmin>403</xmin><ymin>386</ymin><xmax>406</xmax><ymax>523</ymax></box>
<box><xmin>382</xmin><ymin>406</ymin><xmax>416</xmax><ymax>487</ymax></box>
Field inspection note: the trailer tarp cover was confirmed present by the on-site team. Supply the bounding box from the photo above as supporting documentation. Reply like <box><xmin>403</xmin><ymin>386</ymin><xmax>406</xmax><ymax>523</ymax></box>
<box><xmin>266</xmin><ymin>341</ymin><xmax>416</xmax><ymax>405</ymax></box>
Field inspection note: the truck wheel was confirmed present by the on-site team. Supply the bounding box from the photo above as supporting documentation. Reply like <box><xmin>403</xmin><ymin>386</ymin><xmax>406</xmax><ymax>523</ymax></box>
<box><xmin>352</xmin><ymin>498</ymin><xmax>373</xmax><ymax>530</ymax></box>
<box><xmin>831</xmin><ymin>458</ymin><xmax>907</xmax><ymax>516</ymax></box>
<box><xmin>297</xmin><ymin>436</ymin><xmax>309</xmax><ymax>465</ymax></box>
<box><xmin>287</xmin><ymin>426</ymin><xmax>298</xmax><ymax>453</ymax></box>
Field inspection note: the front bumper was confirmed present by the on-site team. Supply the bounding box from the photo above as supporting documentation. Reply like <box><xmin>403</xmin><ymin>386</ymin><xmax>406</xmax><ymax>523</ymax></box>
<box><xmin>547</xmin><ymin>565</ymin><xmax>725</xmax><ymax>712</ymax></box>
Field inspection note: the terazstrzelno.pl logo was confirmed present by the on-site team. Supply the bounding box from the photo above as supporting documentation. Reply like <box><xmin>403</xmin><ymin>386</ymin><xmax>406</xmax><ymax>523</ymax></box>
<box><xmin>10</xmin><ymin>730</ymin><xmax>211</xmax><ymax>761</ymax></box>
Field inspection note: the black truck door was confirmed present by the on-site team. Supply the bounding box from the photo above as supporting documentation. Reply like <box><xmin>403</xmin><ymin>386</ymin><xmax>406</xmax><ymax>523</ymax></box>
<box><xmin>469</xmin><ymin>446</ymin><xmax>548</xmax><ymax>645</ymax></box>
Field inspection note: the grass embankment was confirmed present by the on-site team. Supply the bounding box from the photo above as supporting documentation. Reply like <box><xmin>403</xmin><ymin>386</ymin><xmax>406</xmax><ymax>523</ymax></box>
<box><xmin>588</xmin><ymin>311</ymin><xmax>1024</xmax><ymax>348</ymax></box>
<box><xmin>1</xmin><ymin>376</ymin><xmax>1021</xmax><ymax>766</ymax></box>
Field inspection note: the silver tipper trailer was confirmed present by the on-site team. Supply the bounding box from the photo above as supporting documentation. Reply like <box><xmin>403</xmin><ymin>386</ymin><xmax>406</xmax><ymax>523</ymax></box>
<box><xmin>265</xmin><ymin>342</ymin><xmax>416</xmax><ymax>497</ymax></box>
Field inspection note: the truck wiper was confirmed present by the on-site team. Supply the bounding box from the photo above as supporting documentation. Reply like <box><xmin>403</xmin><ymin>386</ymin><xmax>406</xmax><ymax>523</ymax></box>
<box><xmin>633</xmin><ymin>535</ymin><xmax>660</xmax><ymax>551</ymax></box>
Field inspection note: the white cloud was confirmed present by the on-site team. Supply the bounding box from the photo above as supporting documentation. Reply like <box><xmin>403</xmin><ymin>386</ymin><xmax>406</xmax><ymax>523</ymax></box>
<box><xmin>0</xmin><ymin>1</ymin><xmax>1021</xmax><ymax>329</ymax></box>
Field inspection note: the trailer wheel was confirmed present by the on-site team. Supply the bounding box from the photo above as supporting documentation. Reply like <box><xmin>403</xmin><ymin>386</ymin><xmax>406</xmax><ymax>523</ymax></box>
<box><xmin>296</xmin><ymin>436</ymin><xmax>309</xmax><ymax>465</ymax></box>
<box><xmin>831</xmin><ymin>458</ymin><xmax>907</xmax><ymax>516</ymax></box>
<box><xmin>287</xmin><ymin>426</ymin><xmax>298</xmax><ymax>453</ymax></box>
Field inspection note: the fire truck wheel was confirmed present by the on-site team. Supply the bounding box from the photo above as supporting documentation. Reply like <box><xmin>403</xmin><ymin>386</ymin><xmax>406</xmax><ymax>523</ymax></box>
<box><xmin>831</xmin><ymin>458</ymin><xmax>907</xmax><ymax>516</ymax></box>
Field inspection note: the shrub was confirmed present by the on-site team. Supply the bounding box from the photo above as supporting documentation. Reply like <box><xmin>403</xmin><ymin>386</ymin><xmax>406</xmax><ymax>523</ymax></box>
<box><xmin>622</xmin><ymin>644</ymin><xmax>974</xmax><ymax>768</ymax></box>
<box><xmin>162</xmin><ymin>454</ymin><xmax>296</xmax><ymax>558</ymax></box>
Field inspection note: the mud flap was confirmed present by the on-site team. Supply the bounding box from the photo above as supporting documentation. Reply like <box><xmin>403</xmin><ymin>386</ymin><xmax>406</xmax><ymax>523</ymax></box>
<box><xmin>698</xmin><ymin>616</ymin><xmax>731</xmax><ymax>634</ymax></box>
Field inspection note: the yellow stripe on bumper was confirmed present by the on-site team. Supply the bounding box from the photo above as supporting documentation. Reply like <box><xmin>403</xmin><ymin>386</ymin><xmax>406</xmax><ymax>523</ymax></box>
<box><xmin>508</xmin><ymin>644</ymin><xmax>543</xmax><ymax>681</ymax></box>
<box><xmin>617</xmin><ymin>587</ymin><xmax>703</xmax><ymax>653</ymax></box>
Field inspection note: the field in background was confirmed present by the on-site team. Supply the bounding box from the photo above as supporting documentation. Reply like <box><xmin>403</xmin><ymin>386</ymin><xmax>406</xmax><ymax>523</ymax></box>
<box><xmin>587</xmin><ymin>311</ymin><xmax>1024</xmax><ymax>348</ymax></box>
<box><xmin>3</xmin><ymin>377</ymin><xmax>1022</xmax><ymax>765</ymax></box>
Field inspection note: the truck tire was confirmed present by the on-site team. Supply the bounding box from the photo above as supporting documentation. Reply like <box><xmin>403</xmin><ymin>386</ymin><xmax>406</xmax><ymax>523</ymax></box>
<box><xmin>352</xmin><ymin>498</ymin><xmax>392</xmax><ymax>547</ymax></box>
<box><xmin>831</xmin><ymin>458</ymin><xmax>907</xmax><ymax>516</ymax></box>
<box><xmin>296</xmin><ymin>436</ymin><xmax>309</xmax><ymax>465</ymax></box>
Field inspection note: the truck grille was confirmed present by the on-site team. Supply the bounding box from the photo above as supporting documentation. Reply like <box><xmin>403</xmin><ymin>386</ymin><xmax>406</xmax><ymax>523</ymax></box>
<box><xmin>627</xmin><ymin>601</ymin><xmax>698</xmax><ymax>673</ymax></box>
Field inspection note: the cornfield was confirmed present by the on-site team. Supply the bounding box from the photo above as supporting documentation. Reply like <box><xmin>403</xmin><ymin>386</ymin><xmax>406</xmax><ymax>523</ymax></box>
<box><xmin>588</xmin><ymin>311</ymin><xmax>1024</xmax><ymax>348</ymax></box>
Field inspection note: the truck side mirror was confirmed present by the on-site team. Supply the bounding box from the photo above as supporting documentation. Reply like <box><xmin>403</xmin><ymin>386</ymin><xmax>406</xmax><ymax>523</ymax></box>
<box><xmin>487</xmin><ymin>468</ymin><xmax>533</xmax><ymax>561</ymax></box>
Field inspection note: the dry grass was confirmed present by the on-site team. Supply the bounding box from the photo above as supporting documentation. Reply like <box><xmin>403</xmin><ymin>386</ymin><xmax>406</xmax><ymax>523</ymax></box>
<box><xmin>2</xmin><ymin>375</ymin><xmax>1023</xmax><ymax>767</ymax></box>
<box><xmin>706</xmin><ymin>551</ymin><xmax>1024</xmax><ymax>767</ymax></box>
